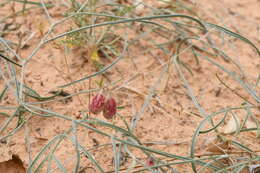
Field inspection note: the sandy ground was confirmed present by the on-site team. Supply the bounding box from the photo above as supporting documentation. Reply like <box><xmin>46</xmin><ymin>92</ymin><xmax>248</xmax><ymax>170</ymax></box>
<box><xmin>0</xmin><ymin>0</ymin><xmax>259</xmax><ymax>172</ymax></box>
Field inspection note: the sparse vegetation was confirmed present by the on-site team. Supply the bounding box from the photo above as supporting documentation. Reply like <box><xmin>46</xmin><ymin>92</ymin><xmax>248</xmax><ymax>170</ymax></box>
<box><xmin>0</xmin><ymin>0</ymin><xmax>259</xmax><ymax>172</ymax></box>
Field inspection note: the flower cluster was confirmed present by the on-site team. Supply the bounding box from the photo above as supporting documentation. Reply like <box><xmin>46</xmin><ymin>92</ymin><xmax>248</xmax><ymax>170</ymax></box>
<box><xmin>89</xmin><ymin>92</ymin><xmax>117</xmax><ymax>119</ymax></box>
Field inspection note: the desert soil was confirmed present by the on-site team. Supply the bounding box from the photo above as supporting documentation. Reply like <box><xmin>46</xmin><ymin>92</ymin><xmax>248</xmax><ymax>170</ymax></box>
<box><xmin>0</xmin><ymin>0</ymin><xmax>259</xmax><ymax>173</ymax></box>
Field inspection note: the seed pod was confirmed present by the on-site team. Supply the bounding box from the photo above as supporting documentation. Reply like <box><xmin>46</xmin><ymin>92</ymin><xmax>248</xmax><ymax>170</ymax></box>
<box><xmin>89</xmin><ymin>93</ymin><xmax>105</xmax><ymax>114</ymax></box>
<box><xmin>103</xmin><ymin>97</ymin><xmax>117</xmax><ymax>119</ymax></box>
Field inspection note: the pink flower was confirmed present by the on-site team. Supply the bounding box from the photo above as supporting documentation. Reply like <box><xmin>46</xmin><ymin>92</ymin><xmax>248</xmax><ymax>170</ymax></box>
<box><xmin>146</xmin><ymin>157</ymin><xmax>155</xmax><ymax>167</ymax></box>
<box><xmin>103</xmin><ymin>97</ymin><xmax>117</xmax><ymax>119</ymax></box>
<box><xmin>89</xmin><ymin>94</ymin><xmax>105</xmax><ymax>114</ymax></box>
